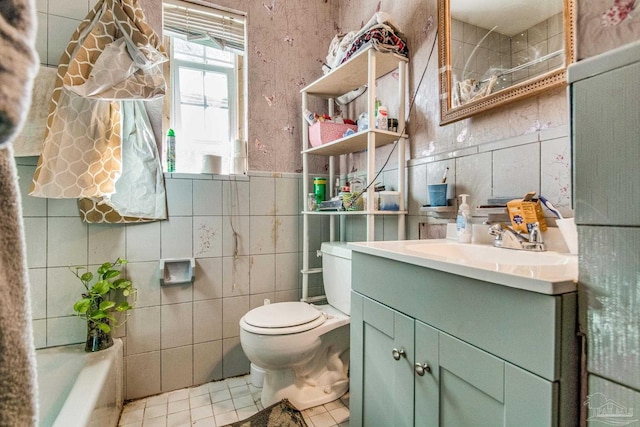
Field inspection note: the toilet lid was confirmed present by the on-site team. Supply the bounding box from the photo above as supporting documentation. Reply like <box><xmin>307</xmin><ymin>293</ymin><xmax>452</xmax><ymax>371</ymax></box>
<box><xmin>244</xmin><ymin>302</ymin><xmax>323</xmax><ymax>329</ymax></box>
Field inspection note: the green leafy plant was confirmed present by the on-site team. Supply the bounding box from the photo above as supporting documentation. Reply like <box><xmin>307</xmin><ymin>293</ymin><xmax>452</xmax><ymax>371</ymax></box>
<box><xmin>71</xmin><ymin>258</ymin><xmax>137</xmax><ymax>334</ymax></box>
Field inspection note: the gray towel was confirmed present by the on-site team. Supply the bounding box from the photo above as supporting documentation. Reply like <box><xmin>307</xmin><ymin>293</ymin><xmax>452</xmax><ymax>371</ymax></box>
<box><xmin>0</xmin><ymin>0</ymin><xmax>39</xmax><ymax>425</ymax></box>
<box><xmin>0</xmin><ymin>0</ymin><xmax>39</xmax><ymax>146</ymax></box>
<box><xmin>0</xmin><ymin>148</ymin><xmax>38</xmax><ymax>426</ymax></box>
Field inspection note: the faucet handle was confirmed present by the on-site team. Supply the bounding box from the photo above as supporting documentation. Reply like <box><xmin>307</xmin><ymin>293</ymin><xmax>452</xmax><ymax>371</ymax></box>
<box><xmin>528</xmin><ymin>222</ymin><xmax>544</xmax><ymax>244</ymax></box>
<box><xmin>488</xmin><ymin>223</ymin><xmax>509</xmax><ymax>237</ymax></box>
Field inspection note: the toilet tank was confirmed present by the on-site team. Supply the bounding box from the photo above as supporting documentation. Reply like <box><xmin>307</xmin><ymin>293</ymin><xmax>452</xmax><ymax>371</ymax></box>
<box><xmin>321</xmin><ymin>242</ymin><xmax>352</xmax><ymax>315</ymax></box>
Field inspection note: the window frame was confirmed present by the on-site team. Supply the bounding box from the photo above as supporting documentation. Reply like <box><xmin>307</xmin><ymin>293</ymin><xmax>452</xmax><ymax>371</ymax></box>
<box><xmin>169</xmin><ymin>39</ymin><xmax>238</xmax><ymax>166</ymax></box>
<box><xmin>162</xmin><ymin>0</ymin><xmax>247</xmax><ymax>175</ymax></box>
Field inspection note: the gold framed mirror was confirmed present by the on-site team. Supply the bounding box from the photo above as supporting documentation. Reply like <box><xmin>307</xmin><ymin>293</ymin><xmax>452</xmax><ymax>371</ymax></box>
<box><xmin>438</xmin><ymin>0</ymin><xmax>575</xmax><ymax>125</ymax></box>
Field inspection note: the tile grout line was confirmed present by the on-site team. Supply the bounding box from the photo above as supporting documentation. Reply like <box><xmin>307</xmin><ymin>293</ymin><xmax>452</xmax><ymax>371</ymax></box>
<box><xmin>120</xmin><ymin>374</ymin><xmax>349</xmax><ymax>427</ymax></box>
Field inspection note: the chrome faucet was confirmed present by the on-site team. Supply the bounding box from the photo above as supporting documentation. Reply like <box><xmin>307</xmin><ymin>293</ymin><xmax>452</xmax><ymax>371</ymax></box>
<box><xmin>488</xmin><ymin>222</ymin><xmax>546</xmax><ymax>252</ymax></box>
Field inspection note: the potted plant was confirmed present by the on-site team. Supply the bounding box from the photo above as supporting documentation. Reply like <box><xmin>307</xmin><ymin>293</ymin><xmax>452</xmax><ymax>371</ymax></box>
<box><xmin>71</xmin><ymin>258</ymin><xmax>137</xmax><ymax>352</ymax></box>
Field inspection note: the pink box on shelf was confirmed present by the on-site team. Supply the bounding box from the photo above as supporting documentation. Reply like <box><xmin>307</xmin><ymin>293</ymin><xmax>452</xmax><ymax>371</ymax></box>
<box><xmin>309</xmin><ymin>122</ymin><xmax>358</xmax><ymax>147</ymax></box>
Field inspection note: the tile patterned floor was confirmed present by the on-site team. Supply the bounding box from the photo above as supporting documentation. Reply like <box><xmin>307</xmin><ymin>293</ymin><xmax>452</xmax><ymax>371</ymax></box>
<box><xmin>118</xmin><ymin>375</ymin><xmax>350</xmax><ymax>427</ymax></box>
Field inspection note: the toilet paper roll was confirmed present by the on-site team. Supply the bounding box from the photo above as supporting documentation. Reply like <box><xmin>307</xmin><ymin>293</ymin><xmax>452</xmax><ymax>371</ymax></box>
<box><xmin>201</xmin><ymin>154</ymin><xmax>222</xmax><ymax>174</ymax></box>
<box><xmin>233</xmin><ymin>139</ymin><xmax>247</xmax><ymax>157</ymax></box>
<box><xmin>231</xmin><ymin>157</ymin><xmax>246</xmax><ymax>175</ymax></box>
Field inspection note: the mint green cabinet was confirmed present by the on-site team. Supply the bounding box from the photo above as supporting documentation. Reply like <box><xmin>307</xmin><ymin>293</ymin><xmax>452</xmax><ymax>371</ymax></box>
<box><xmin>350</xmin><ymin>252</ymin><xmax>579</xmax><ymax>426</ymax></box>
<box><xmin>351</xmin><ymin>294</ymin><xmax>416</xmax><ymax>427</ymax></box>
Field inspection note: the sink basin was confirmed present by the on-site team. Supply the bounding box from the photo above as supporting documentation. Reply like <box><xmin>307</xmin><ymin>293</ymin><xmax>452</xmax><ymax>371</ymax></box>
<box><xmin>348</xmin><ymin>239</ymin><xmax>578</xmax><ymax>295</ymax></box>
<box><xmin>405</xmin><ymin>242</ymin><xmax>572</xmax><ymax>266</ymax></box>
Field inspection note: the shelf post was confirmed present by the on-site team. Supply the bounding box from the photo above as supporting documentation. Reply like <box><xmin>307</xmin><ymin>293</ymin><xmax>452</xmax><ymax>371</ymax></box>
<box><xmin>398</xmin><ymin>60</ymin><xmax>407</xmax><ymax>239</ymax></box>
<box><xmin>328</xmin><ymin>98</ymin><xmax>336</xmax><ymax>241</ymax></box>
<box><xmin>366</xmin><ymin>48</ymin><xmax>377</xmax><ymax>241</ymax></box>
<box><xmin>302</xmin><ymin>91</ymin><xmax>310</xmax><ymax>301</ymax></box>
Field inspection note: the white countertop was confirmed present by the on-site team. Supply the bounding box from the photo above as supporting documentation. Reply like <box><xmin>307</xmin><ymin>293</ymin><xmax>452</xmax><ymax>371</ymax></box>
<box><xmin>348</xmin><ymin>239</ymin><xmax>578</xmax><ymax>295</ymax></box>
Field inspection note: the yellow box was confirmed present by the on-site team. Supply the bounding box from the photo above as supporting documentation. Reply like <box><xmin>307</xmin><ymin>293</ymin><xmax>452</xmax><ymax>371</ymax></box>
<box><xmin>507</xmin><ymin>198</ymin><xmax>547</xmax><ymax>233</ymax></box>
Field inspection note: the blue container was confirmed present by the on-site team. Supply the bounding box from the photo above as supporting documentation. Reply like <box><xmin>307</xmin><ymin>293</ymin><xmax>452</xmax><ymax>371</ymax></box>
<box><xmin>428</xmin><ymin>184</ymin><xmax>447</xmax><ymax>206</ymax></box>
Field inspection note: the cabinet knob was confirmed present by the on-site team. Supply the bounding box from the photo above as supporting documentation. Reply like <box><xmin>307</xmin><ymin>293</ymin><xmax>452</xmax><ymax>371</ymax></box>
<box><xmin>414</xmin><ymin>362</ymin><xmax>431</xmax><ymax>376</ymax></box>
<box><xmin>392</xmin><ymin>348</ymin><xmax>406</xmax><ymax>360</ymax></box>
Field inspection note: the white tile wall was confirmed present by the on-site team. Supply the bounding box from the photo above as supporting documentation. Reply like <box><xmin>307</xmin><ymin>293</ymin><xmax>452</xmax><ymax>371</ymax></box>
<box><xmin>126</xmin><ymin>222</ymin><xmax>161</xmax><ymax>262</ymax></box>
<box><xmin>47</xmin><ymin>217</ymin><xmax>87</xmax><ymax>267</ymax></box>
<box><xmin>161</xmin><ymin>346</ymin><xmax>193</xmax><ymax>391</ymax></box>
<box><xmin>540</xmin><ymin>136</ymin><xmax>572</xmax><ymax>216</ymax></box>
<box><xmin>88</xmin><ymin>223</ymin><xmax>126</xmax><ymax>264</ymax></box>
<box><xmin>17</xmin><ymin>168</ymin><xmax>307</xmax><ymax>402</ymax></box>
<box><xmin>193</xmin><ymin>216</ymin><xmax>223</xmax><ymax>258</ymax></box>
<box><xmin>275</xmin><ymin>215</ymin><xmax>299</xmax><ymax>253</ymax></box>
<box><xmin>275</xmin><ymin>252</ymin><xmax>299</xmax><ymax>292</ymax></box>
<box><xmin>24</xmin><ymin>218</ymin><xmax>47</xmax><ymax>268</ymax></box>
<box><xmin>46</xmin><ymin>15</ymin><xmax>80</xmax><ymax>65</ymax></box>
<box><xmin>48</xmin><ymin>0</ymin><xmax>91</xmax><ymax>20</ymax></box>
<box><xmin>406</xmin><ymin>127</ymin><xmax>572</xmax><ymax>240</ymax></box>
<box><xmin>249</xmin><ymin>177</ymin><xmax>275</xmax><ymax>216</ymax></box>
<box><xmin>249</xmin><ymin>216</ymin><xmax>276</xmax><ymax>254</ymax></box>
<box><xmin>249</xmin><ymin>254</ymin><xmax>276</xmax><ymax>295</ymax></box>
<box><xmin>193</xmin><ymin>340</ymin><xmax>223</xmax><ymax>385</ymax></box>
<box><xmin>222</xmin><ymin>256</ymin><xmax>250</xmax><ymax>297</ymax></box>
<box><xmin>165</xmin><ymin>179</ymin><xmax>193</xmax><ymax>216</ymax></box>
<box><xmin>222</xmin><ymin>215</ymin><xmax>250</xmax><ymax>257</ymax></box>
<box><xmin>275</xmin><ymin>177</ymin><xmax>300</xmax><ymax>215</ymax></box>
<box><xmin>223</xmin><ymin>181</ymin><xmax>250</xmax><ymax>215</ymax></box>
<box><xmin>161</xmin><ymin>302</ymin><xmax>193</xmax><ymax>349</ymax></box>
<box><xmin>126</xmin><ymin>351</ymin><xmax>162</xmax><ymax>400</ymax></box>
<box><xmin>193</xmin><ymin>299</ymin><xmax>222</xmax><ymax>343</ymax></box>
<box><xmin>492</xmin><ymin>143</ymin><xmax>541</xmax><ymax>197</ymax></box>
<box><xmin>46</xmin><ymin>315</ymin><xmax>84</xmax><ymax>347</ymax></box>
<box><xmin>160</xmin><ymin>216</ymin><xmax>193</xmax><ymax>259</ymax></box>
<box><xmin>193</xmin><ymin>180</ymin><xmax>222</xmax><ymax>216</ymax></box>
<box><xmin>193</xmin><ymin>258</ymin><xmax>223</xmax><ymax>301</ymax></box>
<box><xmin>28</xmin><ymin>268</ymin><xmax>47</xmax><ymax>319</ymax></box>
<box><xmin>126</xmin><ymin>306</ymin><xmax>161</xmax><ymax>356</ymax></box>
<box><xmin>127</xmin><ymin>261</ymin><xmax>161</xmax><ymax>308</ymax></box>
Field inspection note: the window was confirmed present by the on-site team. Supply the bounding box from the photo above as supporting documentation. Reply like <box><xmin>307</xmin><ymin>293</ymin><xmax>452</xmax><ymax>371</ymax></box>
<box><xmin>162</xmin><ymin>0</ymin><xmax>246</xmax><ymax>174</ymax></box>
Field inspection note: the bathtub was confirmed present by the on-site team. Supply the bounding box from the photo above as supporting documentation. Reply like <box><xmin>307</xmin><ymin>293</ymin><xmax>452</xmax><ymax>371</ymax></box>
<box><xmin>36</xmin><ymin>339</ymin><xmax>123</xmax><ymax>427</ymax></box>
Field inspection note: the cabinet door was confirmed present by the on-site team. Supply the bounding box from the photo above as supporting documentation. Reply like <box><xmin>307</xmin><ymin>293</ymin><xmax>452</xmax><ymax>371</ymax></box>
<box><xmin>439</xmin><ymin>332</ymin><xmax>506</xmax><ymax>426</ymax></box>
<box><xmin>414</xmin><ymin>321</ymin><xmax>439</xmax><ymax>426</ymax></box>
<box><xmin>351</xmin><ymin>292</ymin><xmax>415</xmax><ymax>427</ymax></box>
<box><xmin>439</xmin><ymin>332</ymin><xmax>557</xmax><ymax>427</ymax></box>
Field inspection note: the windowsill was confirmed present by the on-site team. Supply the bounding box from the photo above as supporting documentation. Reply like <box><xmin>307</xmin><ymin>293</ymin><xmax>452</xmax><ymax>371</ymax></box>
<box><xmin>164</xmin><ymin>172</ymin><xmax>250</xmax><ymax>181</ymax></box>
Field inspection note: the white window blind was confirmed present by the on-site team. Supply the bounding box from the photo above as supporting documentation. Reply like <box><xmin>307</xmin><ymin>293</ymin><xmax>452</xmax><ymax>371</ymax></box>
<box><xmin>163</xmin><ymin>0</ymin><xmax>245</xmax><ymax>54</ymax></box>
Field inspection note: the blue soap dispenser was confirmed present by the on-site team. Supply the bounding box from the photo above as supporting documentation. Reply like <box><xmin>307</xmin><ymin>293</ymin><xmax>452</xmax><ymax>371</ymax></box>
<box><xmin>456</xmin><ymin>194</ymin><xmax>472</xmax><ymax>243</ymax></box>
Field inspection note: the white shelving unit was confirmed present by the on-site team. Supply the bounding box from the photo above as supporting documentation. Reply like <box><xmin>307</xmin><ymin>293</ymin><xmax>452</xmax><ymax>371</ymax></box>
<box><xmin>300</xmin><ymin>46</ymin><xmax>409</xmax><ymax>302</ymax></box>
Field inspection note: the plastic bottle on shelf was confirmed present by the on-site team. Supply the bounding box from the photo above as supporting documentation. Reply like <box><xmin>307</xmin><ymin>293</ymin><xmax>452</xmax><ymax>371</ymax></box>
<box><xmin>456</xmin><ymin>194</ymin><xmax>472</xmax><ymax>243</ymax></box>
<box><xmin>166</xmin><ymin>128</ymin><xmax>176</xmax><ymax>172</ymax></box>
<box><xmin>376</xmin><ymin>106</ymin><xmax>388</xmax><ymax>130</ymax></box>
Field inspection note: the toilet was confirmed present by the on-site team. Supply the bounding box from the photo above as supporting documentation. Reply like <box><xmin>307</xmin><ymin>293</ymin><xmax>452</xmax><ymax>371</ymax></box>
<box><xmin>239</xmin><ymin>242</ymin><xmax>352</xmax><ymax>410</ymax></box>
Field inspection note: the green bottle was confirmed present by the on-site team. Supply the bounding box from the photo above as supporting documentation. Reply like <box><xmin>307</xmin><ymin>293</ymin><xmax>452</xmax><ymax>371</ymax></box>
<box><xmin>166</xmin><ymin>129</ymin><xmax>176</xmax><ymax>172</ymax></box>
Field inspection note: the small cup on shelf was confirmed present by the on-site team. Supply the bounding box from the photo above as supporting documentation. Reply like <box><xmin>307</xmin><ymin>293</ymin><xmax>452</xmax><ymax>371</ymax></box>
<box><xmin>427</xmin><ymin>184</ymin><xmax>448</xmax><ymax>206</ymax></box>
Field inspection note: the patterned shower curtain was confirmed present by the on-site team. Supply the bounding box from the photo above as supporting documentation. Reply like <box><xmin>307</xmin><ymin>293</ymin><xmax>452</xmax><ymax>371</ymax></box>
<box><xmin>30</xmin><ymin>0</ymin><xmax>168</xmax><ymax>223</ymax></box>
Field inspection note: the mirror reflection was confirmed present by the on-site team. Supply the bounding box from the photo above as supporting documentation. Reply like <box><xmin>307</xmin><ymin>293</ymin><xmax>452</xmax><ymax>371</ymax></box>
<box><xmin>450</xmin><ymin>0</ymin><xmax>564</xmax><ymax>107</ymax></box>
<box><xmin>439</xmin><ymin>0</ymin><xmax>574</xmax><ymax>124</ymax></box>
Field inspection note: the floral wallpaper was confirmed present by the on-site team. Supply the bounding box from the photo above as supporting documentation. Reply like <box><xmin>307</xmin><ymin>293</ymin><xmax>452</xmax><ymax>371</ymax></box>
<box><xmin>145</xmin><ymin>0</ymin><xmax>640</xmax><ymax>179</ymax></box>
<box><xmin>187</xmin><ymin>0</ymin><xmax>337</xmax><ymax>174</ymax></box>
<box><xmin>577</xmin><ymin>0</ymin><xmax>640</xmax><ymax>59</ymax></box>
<box><xmin>140</xmin><ymin>0</ymin><xmax>338</xmax><ymax>174</ymax></box>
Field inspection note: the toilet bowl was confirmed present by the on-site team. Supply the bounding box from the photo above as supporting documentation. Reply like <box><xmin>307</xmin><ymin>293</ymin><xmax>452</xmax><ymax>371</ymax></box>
<box><xmin>239</xmin><ymin>242</ymin><xmax>352</xmax><ymax>410</ymax></box>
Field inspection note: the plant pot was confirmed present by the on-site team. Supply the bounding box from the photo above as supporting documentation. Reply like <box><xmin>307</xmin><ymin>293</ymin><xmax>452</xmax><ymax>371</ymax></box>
<box><xmin>85</xmin><ymin>321</ymin><xmax>113</xmax><ymax>352</ymax></box>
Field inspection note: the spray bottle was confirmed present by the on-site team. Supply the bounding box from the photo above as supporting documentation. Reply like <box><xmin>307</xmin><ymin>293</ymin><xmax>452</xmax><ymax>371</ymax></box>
<box><xmin>166</xmin><ymin>128</ymin><xmax>176</xmax><ymax>172</ymax></box>
<box><xmin>456</xmin><ymin>194</ymin><xmax>472</xmax><ymax>243</ymax></box>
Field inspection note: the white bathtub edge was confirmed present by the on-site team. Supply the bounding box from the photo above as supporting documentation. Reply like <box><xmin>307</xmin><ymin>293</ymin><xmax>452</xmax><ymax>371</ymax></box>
<box><xmin>51</xmin><ymin>339</ymin><xmax>123</xmax><ymax>427</ymax></box>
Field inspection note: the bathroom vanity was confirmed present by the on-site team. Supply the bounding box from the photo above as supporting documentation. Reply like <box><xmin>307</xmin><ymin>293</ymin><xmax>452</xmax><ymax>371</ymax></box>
<box><xmin>348</xmin><ymin>240</ymin><xmax>580</xmax><ymax>426</ymax></box>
